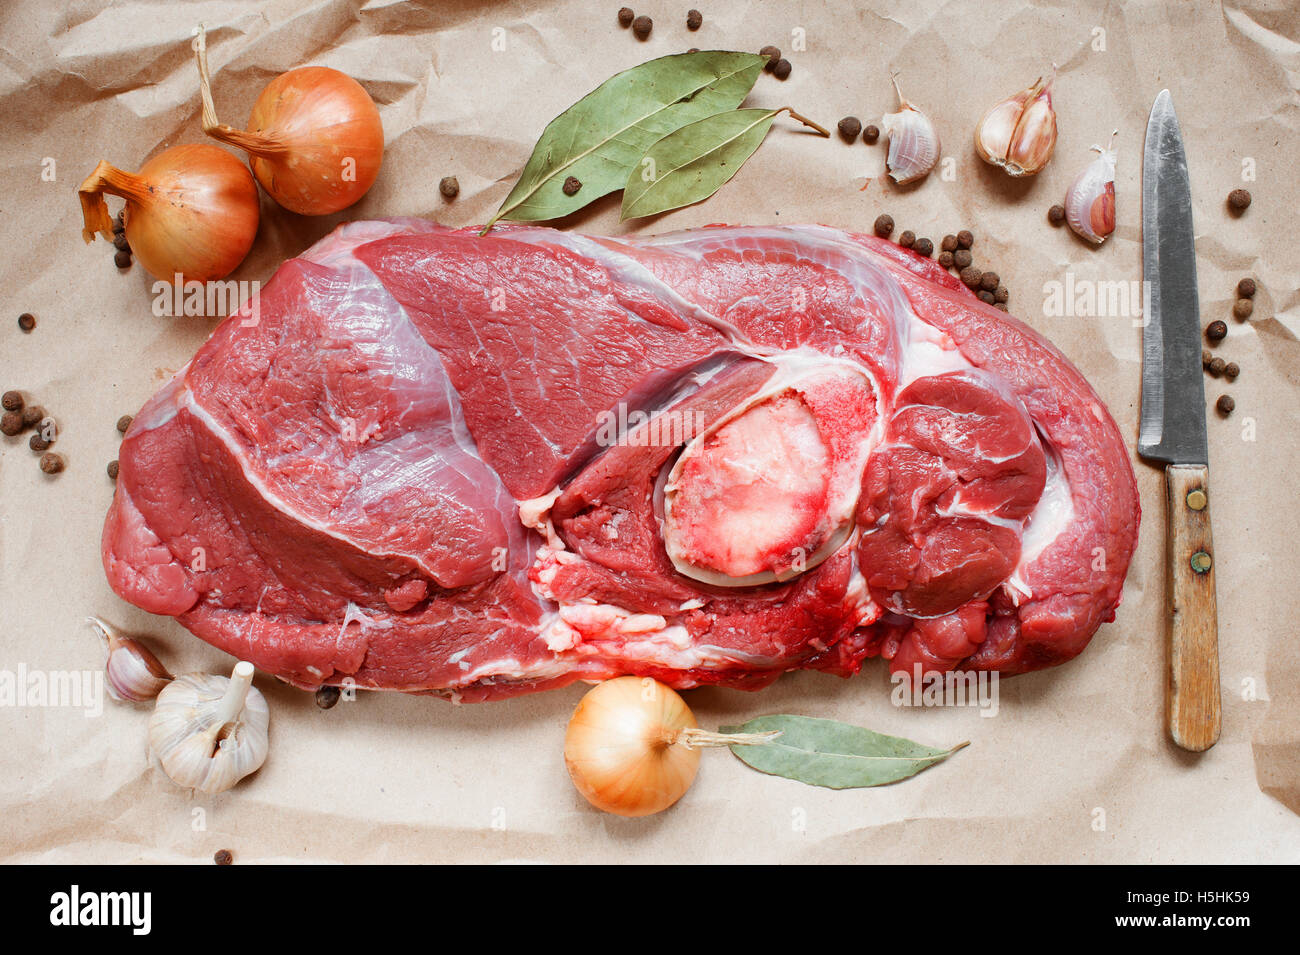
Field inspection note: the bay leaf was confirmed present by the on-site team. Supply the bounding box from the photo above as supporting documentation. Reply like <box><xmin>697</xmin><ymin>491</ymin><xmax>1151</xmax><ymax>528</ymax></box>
<box><xmin>483</xmin><ymin>51</ymin><xmax>767</xmax><ymax>231</ymax></box>
<box><xmin>719</xmin><ymin>715</ymin><xmax>968</xmax><ymax>789</ymax></box>
<box><xmin>620</xmin><ymin>107</ymin><xmax>780</xmax><ymax>220</ymax></box>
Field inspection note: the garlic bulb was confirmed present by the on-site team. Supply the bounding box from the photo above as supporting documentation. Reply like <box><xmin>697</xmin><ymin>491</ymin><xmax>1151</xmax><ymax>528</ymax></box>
<box><xmin>882</xmin><ymin>74</ymin><xmax>941</xmax><ymax>184</ymax></box>
<box><xmin>1065</xmin><ymin>132</ymin><xmax>1118</xmax><ymax>245</ymax></box>
<box><xmin>148</xmin><ymin>661</ymin><xmax>269</xmax><ymax>794</ymax></box>
<box><xmin>974</xmin><ymin>71</ymin><xmax>1058</xmax><ymax>176</ymax></box>
<box><xmin>89</xmin><ymin>615</ymin><xmax>172</xmax><ymax>703</ymax></box>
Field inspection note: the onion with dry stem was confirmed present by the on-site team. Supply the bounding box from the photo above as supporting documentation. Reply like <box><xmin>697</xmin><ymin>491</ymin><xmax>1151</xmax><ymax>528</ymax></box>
<box><xmin>563</xmin><ymin>676</ymin><xmax>778</xmax><ymax>817</ymax></box>
<box><xmin>77</xmin><ymin>144</ymin><xmax>260</xmax><ymax>283</ymax></box>
<box><xmin>194</xmin><ymin>26</ymin><xmax>384</xmax><ymax>216</ymax></box>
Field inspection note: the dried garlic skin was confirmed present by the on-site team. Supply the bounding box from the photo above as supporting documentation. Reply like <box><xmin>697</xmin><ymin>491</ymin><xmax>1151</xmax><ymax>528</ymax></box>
<box><xmin>1065</xmin><ymin>136</ymin><xmax>1118</xmax><ymax>244</ymax></box>
<box><xmin>975</xmin><ymin>73</ymin><xmax>1058</xmax><ymax>177</ymax></box>
<box><xmin>883</xmin><ymin>75</ymin><xmax>941</xmax><ymax>184</ymax></box>
<box><xmin>148</xmin><ymin>662</ymin><xmax>269</xmax><ymax>794</ymax></box>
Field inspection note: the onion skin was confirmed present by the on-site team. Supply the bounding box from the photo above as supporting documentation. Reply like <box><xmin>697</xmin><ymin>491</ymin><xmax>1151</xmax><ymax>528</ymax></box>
<box><xmin>564</xmin><ymin>677</ymin><xmax>701</xmax><ymax>817</ymax></box>
<box><xmin>77</xmin><ymin>144</ymin><xmax>260</xmax><ymax>283</ymax></box>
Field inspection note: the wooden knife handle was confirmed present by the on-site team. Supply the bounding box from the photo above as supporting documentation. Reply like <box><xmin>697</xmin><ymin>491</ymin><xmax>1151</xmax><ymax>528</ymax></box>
<box><xmin>1165</xmin><ymin>463</ymin><xmax>1221</xmax><ymax>751</ymax></box>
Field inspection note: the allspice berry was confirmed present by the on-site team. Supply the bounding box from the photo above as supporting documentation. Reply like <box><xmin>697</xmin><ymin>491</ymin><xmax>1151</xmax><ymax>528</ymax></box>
<box><xmin>114</xmin><ymin>250</ymin><xmax>131</xmax><ymax>269</ymax></box>
<box><xmin>1232</xmin><ymin>298</ymin><xmax>1253</xmax><ymax>320</ymax></box>
<box><xmin>438</xmin><ymin>176</ymin><xmax>459</xmax><ymax>199</ymax></box>
<box><xmin>978</xmin><ymin>290</ymin><xmax>995</xmax><ymax>305</ymax></box>
<box><xmin>686</xmin><ymin>9</ymin><xmax>702</xmax><ymax>30</ymax></box>
<box><xmin>913</xmin><ymin>237</ymin><xmax>934</xmax><ymax>257</ymax></box>
<box><xmin>960</xmin><ymin>266</ymin><xmax>983</xmax><ymax>289</ymax></box>
<box><xmin>1224</xmin><ymin>362</ymin><xmax>1240</xmax><ymax>381</ymax></box>
<box><xmin>759</xmin><ymin>46</ymin><xmax>781</xmax><ymax>70</ymax></box>
<box><xmin>953</xmin><ymin>249</ymin><xmax>973</xmax><ymax>270</ymax></box>
<box><xmin>631</xmin><ymin>15</ymin><xmax>652</xmax><ymax>39</ymax></box>
<box><xmin>0</xmin><ymin>410</ymin><xmax>21</xmax><ymax>436</ymax></box>
<box><xmin>18</xmin><ymin>312</ymin><xmax>36</xmax><ymax>332</ymax></box>
<box><xmin>862</xmin><ymin>124</ymin><xmax>879</xmax><ymax>145</ymax></box>
<box><xmin>898</xmin><ymin>230</ymin><xmax>915</xmax><ymax>248</ymax></box>
<box><xmin>562</xmin><ymin>176</ymin><xmax>582</xmax><ymax>196</ymax></box>
<box><xmin>618</xmin><ymin>7</ymin><xmax>634</xmax><ymax>27</ymax></box>
<box><xmin>116</xmin><ymin>414</ymin><xmax>133</xmax><ymax>434</ymax></box>
<box><xmin>213</xmin><ymin>849</ymin><xmax>234</xmax><ymax>866</ymax></box>
<box><xmin>1226</xmin><ymin>189</ymin><xmax>1251</xmax><ymax>213</ymax></box>
<box><xmin>1236</xmin><ymin>278</ymin><xmax>1256</xmax><ymax>298</ymax></box>
<box><xmin>2</xmin><ymin>390</ymin><xmax>21</xmax><ymax>412</ymax></box>
<box><xmin>1209</xmin><ymin>357</ymin><xmax>1227</xmax><ymax>376</ymax></box>
<box><xmin>980</xmin><ymin>271</ymin><xmax>999</xmax><ymax>292</ymax></box>
<box><xmin>940</xmin><ymin>235</ymin><xmax>958</xmax><ymax>253</ymax></box>
<box><xmin>956</xmin><ymin>229</ymin><xmax>974</xmax><ymax>249</ymax></box>
<box><xmin>938</xmin><ymin>250</ymin><xmax>955</xmax><ymax>269</ymax></box>
<box><xmin>994</xmin><ymin>286</ymin><xmax>1009</xmax><ymax>304</ymax></box>
<box><xmin>20</xmin><ymin>405</ymin><xmax>44</xmax><ymax>429</ymax></box>
<box><xmin>1048</xmin><ymin>204</ymin><xmax>1066</xmax><ymax>226</ymax></box>
<box><xmin>837</xmin><ymin>116</ymin><xmax>862</xmax><ymax>143</ymax></box>
<box><xmin>1206</xmin><ymin>320</ymin><xmax>1228</xmax><ymax>342</ymax></box>
<box><xmin>39</xmin><ymin>452</ymin><xmax>64</xmax><ymax>474</ymax></box>
<box><xmin>107</xmin><ymin>460</ymin><xmax>120</xmax><ymax>480</ymax></box>
<box><xmin>1216</xmin><ymin>395</ymin><xmax>1235</xmax><ymax>415</ymax></box>
<box><xmin>29</xmin><ymin>432</ymin><xmax>50</xmax><ymax>452</ymax></box>
<box><xmin>772</xmin><ymin>59</ymin><xmax>792</xmax><ymax>80</ymax></box>
<box><xmin>873</xmin><ymin>214</ymin><xmax>894</xmax><ymax>238</ymax></box>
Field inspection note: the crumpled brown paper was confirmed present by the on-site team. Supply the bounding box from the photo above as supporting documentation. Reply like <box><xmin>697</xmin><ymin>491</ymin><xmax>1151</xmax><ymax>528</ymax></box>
<box><xmin>1</xmin><ymin>0</ymin><xmax>1297</xmax><ymax>863</ymax></box>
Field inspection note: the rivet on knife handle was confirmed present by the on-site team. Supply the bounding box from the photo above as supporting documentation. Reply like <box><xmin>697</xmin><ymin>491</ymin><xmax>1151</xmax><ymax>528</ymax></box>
<box><xmin>1166</xmin><ymin>464</ymin><xmax>1221</xmax><ymax>751</ymax></box>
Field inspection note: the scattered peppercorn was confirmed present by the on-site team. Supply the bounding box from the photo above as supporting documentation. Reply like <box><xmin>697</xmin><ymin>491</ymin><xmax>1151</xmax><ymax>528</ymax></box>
<box><xmin>772</xmin><ymin>58</ymin><xmax>792</xmax><ymax>80</ymax></box>
<box><xmin>994</xmin><ymin>286</ymin><xmax>1009</xmax><ymax>304</ymax></box>
<box><xmin>563</xmin><ymin>176</ymin><xmax>582</xmax><ymax>196</ymax></box>
<box><xmin>1226</xmin><ymin>189</ymin><xmax>1251</xmax><ymax>213</ymax></box>
<box><xmin>993</xmin><ymin>302</ymin><xmax>1009</xmax><ymax>312</ymax></box>
<box><xmin>978</xmin><ymin>290</ymin><xmax>995</xmax><ymax>305</ymax></box>
<box><xmin>213</xmin><ymin>849</ymin><xmax>234</xmax><ymax>866</ymax></box>
<box><xmin>1048</xmin><ymin>204</ymin><xmax>1066</xmax><ymax>226</ymax></box>
<box><xmin>1</xmin><ymin>411</ymin><xmax>21</xmax><ymax>436</ymax></box>
<box><xmin>1232</xmin><ymin>298</ymin><xmax>1253</xmax><ymax>320</ymax></box>
<box><xmin>29</xmin><ymin>432</ymin><xmax>50</xmax><ymax>452</ymax></box>
<box><xmin>107</xmin><ymin>460</ymin><xmax>119</xmax><ymax>480</ymax></box>
<box><xmin>1209</xmin><ymin>357</ymin><xmax>1227</xmax><ymax>376</ymax></box>
<box><xmin>837</xmin><ymin>116</ymin><xmax>862</xmax><ymax>143</ymax></box>
<box><xmin>20</xmin><ymin>405</ymin><xmax>43</xmax><ymax>429</ymax></box>
<box><xmin>316</xmin><ymin>685</ymin><xmax>341</xmax><ymax>710</ymax></box>
<box><xmin>18</xmin><ymin>312</ymin><xmax>36</xmax><ymax>332</ymax></box>
<box><xmin>759</xmin><ymin>46</ymin><xmax>781</xmax><ymax>70</ymax></box>
<box><xmin>438</xmin><ymin>176</ymin><xmax>459</xmax><ymax>199</ymax></box>
<box><xmin>953</xmin><ymin>249</ymin><xmax>973</xmax><ymax>269</ymax></box>
<box><xmin>112</xmin><ymin>212</ymin><xmax>125</xmax><ymax>235</ymax></box>
<box><xmin>1224</xmin><ymin>362</ymin><xmax>1240</xmax><ymax>381</ymax></box>
<box><xmin>631</xmin><ymin>14</ymin><xmax>652</xmax><ymax>39</ymax></box>
<box><xmin>114</xmin><ymin>250</ymin><xmax>131</xmax><ymax>269</ymax></box>
<box><xmin>956</xmin><ymin>230</ymin><xmax>974</xmax><ymax>249</ymax></box>
<box><xmin>1202</xmin><ymin>349</ymin><xmax>1214</xmax><ymax>368</ymax></box>
<box><xmin>39</xmin><ymin>452</ymin><xmax>64</xmax><ymax>474</ymax></box>
<box><xmin>913</xmin><ymin>237</ymin><xmax>934</xmax><ymax>258</ymax></box>
<box><xmin>686</xmin><ymin>9</ymin><xmax>702</xmax><ymax>30</ymax></box>
<box><xmin>1206</xmin><ymin>320</ymin><xmax>1228</xmax><ymax>342</ymax></box>
<box><xmin>687</xmin><ymin>47</ymin><xmax>699</xmax><ymax>53</ymax></box>
<box><xmin>113</xmin><ymin>232</ymin><xmax>130</xmax><ymax>252</ymax></box>
<box><xmin>980</xmin><ymin>271</ymin><xmax>999</xmax><ymax>292</ymax></box>
<box><xmin>938</xmin><ymin>250</ymin><xmax>954</xmax><ymax>269</ymax></box>
<box><xmin>897</xmin><ymin>230</ymin><xmax>915</xmax><ymax>248</ymax></box>
<box><xmin>116</xmin><ymin>414</ymin><xmax>133</xmax><ymax>434</ymax></box>
<box><xmin>960</xmin><ymin>266</ymin><xmax>983</xmax><ymax>289</ymax></box>
<box><xmin>862</xmin><ymin>125</ymin><xmax>879</xmax><ymax>145</ymax></box>
<box><xmin>1216</xmin><ymin>395</ymin><xmax>1235</xmax><ymax>415</ymax></box>
<box><xmin>2</xmin><ymin>391</ymin><xmax>21</xmax><ymax>412</ymax></box>
<box><xmin>873</xmin><ymin>214</ymin><xmax>894</xmax><ymax>238</ymax></box>
<box><xmin>940</xmin><ymin>235</ymin><xmax>958</xmax><ymax>253</ymax></box>
<box><xmin>1236</xmin><ymin>278</ymin><xmax>1256</xmax><ymax>298</ymax></box>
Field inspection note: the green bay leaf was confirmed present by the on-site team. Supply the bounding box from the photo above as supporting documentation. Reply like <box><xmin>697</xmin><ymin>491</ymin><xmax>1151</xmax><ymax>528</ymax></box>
<box><xmin>620</xmin><ymin>107</ymin><xmax>780</xmax><ymax>220</ymax></box>
<box><xmin>719</xmin><ymin>715</ymin><xmax>969</xmax><ymax>790</ymax></box>
<box><xmin>485</xmin><ymin>51</ymin><xmax>766</xmax><ymax>231</ymax></box>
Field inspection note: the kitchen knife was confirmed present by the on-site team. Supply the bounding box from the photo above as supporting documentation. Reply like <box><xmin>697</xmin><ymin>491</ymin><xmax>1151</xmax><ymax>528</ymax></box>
<box><xmin>1139</xmin><ymin>89</ymin><xmax>1221</xmax><ymax>752</ymax></box>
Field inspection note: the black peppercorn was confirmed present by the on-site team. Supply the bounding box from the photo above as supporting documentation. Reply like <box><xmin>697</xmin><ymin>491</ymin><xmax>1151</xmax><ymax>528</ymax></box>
<box><xmin>1216</xmin><ymin>394</ymin><xmax>1235</xmax><ymax>415</ymax></box>
<box><xmin>1048</xmin><ymin>204</ymin><xmax>1066</xmax><ymax>226</ymax></box>
<box><xmin>1226</xmin><ymin>189</ymin><xmax>1251</xmax><ymax>213</ymax></box>
<box><xmin>1232</xmin><ymin>298</ymin><xmax>1253</xmax><ymax>320</ymax></box>
<box><xmin>956</xmin><ymin>229</ymin><xmax>974</xmax><ymax>249</ymax></box>
<box><xmin>632</xmin><ymin>15</ymin><xmax>652</xmax><ymax>39</ymax></box>
<box><xmin>772</xmin><ymin>58</ymin><xmax>792</xmax><ymax>80</ymax></box>
<box><xmin>439</xmin><ymin>176</ymin><xmax>459</xmax><ymax>199</ymax></box>
<box><xmin>837</xmin><ymin>116</ymin><xmax>862</xmax><ymax>143</ymax></box>
<box><xmin>686</xmin><ymin>9</ymin><xmax>702</xmax><ymax>30</ymax></box>
<box><xmin>1236</xmin><ymin>277</ymin><xmax>1256</xmax><ymax>298</ymax></box>
<box><xmin>18</xmin><ymin>312</ymin><xmax>35</xmax><ymax>332</ymax></box>
<box><xmin>898</xmin><ymin>230</ymin><xmax>915</xmax><ymax>248</ymax></box>
<box><xmin>913</xmin><ymin>237</ymin><xmax>934</xmax><ymax>257</ymax></box>
<box><xmin>862</xmin><ymin>124</ymin><xmax>879</xmax><ymax>145</ymax></box>
<box><xmin>953</xmin><ymin>249</ymin><xmax>972</xmax><ymax>269</ymax></box>
<box><xmin>873</xmin><ymin>214</ymin><xmax>894</xmax><ymax>238</ymax></box>
<box><xmin>759</xmin><ymin>46</ymin><xmax>781</xmax><ymax>70</ymax></box>
<box><xmin>316</xmin><ymin>685</ymin><xmax>341</xmax><ymax>710</ymax></box>
<box><xmin>39</xmin><ymin>452</ymin><xmax>64</xmax><ymax>474</ymax></box>
<box><xmin>2</xmin><ymin>391</ymin><xmax>21</xmax><ymax>412</ymax></box>
<box><xmin>1205</xmin><ymin>320</ymin><xmax>1227</xmax><ymax>342</ymax></box>
<box><xmin>563</xmin><ymin>176</ymin><xmax>582</xmax><ymax>196</ymax></box>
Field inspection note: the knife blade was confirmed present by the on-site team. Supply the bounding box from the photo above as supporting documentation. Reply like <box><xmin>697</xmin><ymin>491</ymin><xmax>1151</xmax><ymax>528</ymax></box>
<box><xmin>1139</xmin><ymin>88</ymin><xmax>1221</xmax><ymax>752</ymax></box>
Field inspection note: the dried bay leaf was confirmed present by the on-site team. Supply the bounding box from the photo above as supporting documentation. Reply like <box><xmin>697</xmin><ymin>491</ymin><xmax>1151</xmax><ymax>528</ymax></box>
<box><xmin>719</xmin><ymin>714</ymin><xmax>968</xmax><ymax>789</ymax></box>
<box><xmin>483</xmin><ymin>51</ymin><xmax>767</xmax><ymax>232</ymax></box>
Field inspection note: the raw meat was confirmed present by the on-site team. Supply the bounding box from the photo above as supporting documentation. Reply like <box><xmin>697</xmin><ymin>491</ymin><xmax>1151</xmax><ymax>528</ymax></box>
<box><xmin>102</xmin><ymin>220</ymin><xmax>1140</xmax><ymax>701</ymax></box>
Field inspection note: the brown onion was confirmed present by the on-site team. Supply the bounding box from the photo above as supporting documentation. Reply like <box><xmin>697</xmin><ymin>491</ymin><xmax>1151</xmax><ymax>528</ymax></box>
<box><xmin>194</xmin><ymin>27</ymin><xmax>384</xmax><ymax>216</ymax></box>
<box><xmin>77</xmin><ymin>144</ymin><xmax>260</xmax><ymax>283</ymax></box>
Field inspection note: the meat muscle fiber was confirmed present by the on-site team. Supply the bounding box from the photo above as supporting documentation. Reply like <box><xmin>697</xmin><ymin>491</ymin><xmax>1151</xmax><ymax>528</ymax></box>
<box><xmin>102</xmin><ymin>221</ymin><xmax>1140</xmax><ymax>701</ymax></box>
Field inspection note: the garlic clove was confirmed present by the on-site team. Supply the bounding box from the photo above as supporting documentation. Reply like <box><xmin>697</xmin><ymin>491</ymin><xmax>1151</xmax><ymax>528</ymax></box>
<box><xmin>89</xmin><ymin>615</ymin><xmax>173</xmax><ymax>703</ymax></box>
<box><xmin>975</xmin><ymin>71</ymin><xmax>1058</xmax><ymax>177</ymax></box>
<box><xmin>1065</xmin><ymin>133</ymin><xmax>1118</xmax><ymax>245</ymax></box>
<box><xmin>883</xmin><ymin>74</ymin><xmax>941</xmax><ymax>185</ymax></box>
<box><xmin>148</xmin><ymin>661</ymin><xmax>269</xmax><ymax>794</ymax></box>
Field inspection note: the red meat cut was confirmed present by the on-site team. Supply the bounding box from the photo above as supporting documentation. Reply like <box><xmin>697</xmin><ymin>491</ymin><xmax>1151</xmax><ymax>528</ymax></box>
<box><xmin>102</xmin><ymin>220</ymin><xmax>1140</xmax><ymax>701</ymax></box>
